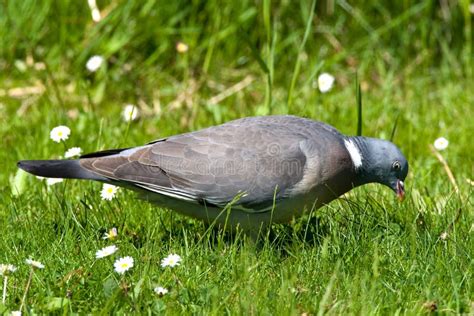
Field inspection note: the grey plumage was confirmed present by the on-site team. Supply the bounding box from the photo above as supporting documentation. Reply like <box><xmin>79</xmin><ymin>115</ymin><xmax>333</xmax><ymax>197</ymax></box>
<box><xmin>17</xmin><ymin>115</ymin><xmax>408</xmax><ymax>232</ymax></box>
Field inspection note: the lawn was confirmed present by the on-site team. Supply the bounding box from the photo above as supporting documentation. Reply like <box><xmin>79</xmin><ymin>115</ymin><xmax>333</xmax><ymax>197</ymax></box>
<box><xmin>1</xmin><ymin>1</ymin><xmax>473</xmax><ymax>314</ymax></box>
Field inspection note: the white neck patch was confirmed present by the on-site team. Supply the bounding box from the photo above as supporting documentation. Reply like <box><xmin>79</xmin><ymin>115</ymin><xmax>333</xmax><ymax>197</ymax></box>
<box><xmin>344</xmin><ymin>139</ymin><xmax>363</xmax><ymax>169</ymax></box>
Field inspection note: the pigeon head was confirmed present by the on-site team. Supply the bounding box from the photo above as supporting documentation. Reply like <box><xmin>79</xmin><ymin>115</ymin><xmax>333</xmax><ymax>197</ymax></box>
<box><xmin>346</xmin><ymin>137</ymin><xmax>408</xmax><ymax>199</ymax></box>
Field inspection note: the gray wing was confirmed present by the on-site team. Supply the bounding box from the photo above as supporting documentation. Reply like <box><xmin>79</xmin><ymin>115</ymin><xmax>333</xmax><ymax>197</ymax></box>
<box><xmin>80</xmin><ymin>116</ymin><xmax>334</xmax><ymax>212</ymax></box>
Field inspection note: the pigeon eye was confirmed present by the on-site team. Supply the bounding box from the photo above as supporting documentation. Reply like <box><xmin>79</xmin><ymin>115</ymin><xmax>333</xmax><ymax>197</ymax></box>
<box><xmin>392</xmin><ymin>161</ymin><xmax>401</xmax><ymax>171</ymax></box>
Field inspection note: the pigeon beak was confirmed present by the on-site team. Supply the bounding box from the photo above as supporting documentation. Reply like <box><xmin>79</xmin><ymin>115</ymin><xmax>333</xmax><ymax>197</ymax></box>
<box><xmin>396</xmin><ymin>180</ymin><xmax>405</xmax><ymax>201</ymax></box>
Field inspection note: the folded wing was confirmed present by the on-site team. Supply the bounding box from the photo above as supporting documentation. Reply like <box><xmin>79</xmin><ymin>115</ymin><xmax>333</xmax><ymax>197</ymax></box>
<box><xmin>80</xmin><ymin>121</ymin><xmax>308</xmax><ymax>212</ymax></box>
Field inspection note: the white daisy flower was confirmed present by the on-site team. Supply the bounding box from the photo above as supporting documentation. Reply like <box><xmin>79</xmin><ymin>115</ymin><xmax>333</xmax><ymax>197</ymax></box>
<box><xmin>86</xmin><ymin>55</ymin><xmax>104</xmax><ymax>72</ymax></box>
<box><xmin>440</xmin><ymin>231</ymin><xmax>448</xmax><ymax>240</ymax></box>
<box><xmin>101</xmin><ymin>184</ymin><xmax>119</xmax><ymax>200</ymax></box>
<box><xmin>122</xmin><ymin>104</ymin><xmax>139</xmax><ymax>122</ymax></box>
<box><xmin>176</xmin><ymin>42</ymin><xmax>189</xmax><ymax>53</ymax></box>
<box><xmin>433</xmin><ymin>137</ymin><xmax>449</xmax><ymax>151</ymax></box>
<box><xmin>10</xmin><ymin>311</ymin><xmax>22</xmax><ymax>316</ymax></box>
<box><xmin>64</xmin><ymin>147</ymin><xmax>82</xmax><ymax>158</ymax></box>
<box><xmin>154</xmin><ymin>286</ymin><xmax>168</xmax><ymax>296</ymax></box>
<box><xmin>317</xmin><ymin>72</ymin><xmax>335</xmax><ymax>93</ymax></box>
<box><xmin>160</xmin><ymin>254</ymin><xmax>182</xmax><ymax>268</ymax></box>
<box><xmin>50</xmin><ymin>125</ymin><xmax>71</xmax><ymax>143</ymax></box>
<box><xmin>103</xmin><ymin>227</ymin><xmax>118</xmax><ymax>240</ymax></box>
<box><xmin>114</xmin><ymin>256</ymin><xmax>134</xmax><ymax>274</ymax></box>
<box><xmin>25</xmin><ymin>258</ymin><xmax>44</xmax><ymax>269</ymax></box>
<box><xmin>46</xmin><ymin>178</ymin><xmax>64</xmax><ymax>186</ymax></box>
<box><xmin>95</xmin><ymin>245</ymin><xmax>118</xmax><ymax>259</ymax></box>
<box><xmin>0</xmin><ymin>264</ymin><xmax>17</xmax><ymax>276</ymax></box>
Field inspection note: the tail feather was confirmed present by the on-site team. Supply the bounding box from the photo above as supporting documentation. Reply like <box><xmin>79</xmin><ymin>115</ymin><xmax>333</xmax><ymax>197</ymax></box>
<box><xmin>17</xmin><ymin>159</ymin><xmax>108</xmax><ymax>181</ymax></box>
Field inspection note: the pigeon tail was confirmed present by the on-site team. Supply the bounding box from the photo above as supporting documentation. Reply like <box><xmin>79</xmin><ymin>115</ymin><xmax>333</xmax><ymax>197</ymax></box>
<box><xmin>17</xmin><ymin>159</ymin><xmax>108</xmax><ymax>181</ymax></box>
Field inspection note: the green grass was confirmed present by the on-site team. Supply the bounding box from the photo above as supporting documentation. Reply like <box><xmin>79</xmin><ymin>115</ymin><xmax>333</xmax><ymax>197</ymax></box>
<box><xmin>1</xmin><ymin>0</ymin><xmax>473</xmax><ymax>314</ymax></box>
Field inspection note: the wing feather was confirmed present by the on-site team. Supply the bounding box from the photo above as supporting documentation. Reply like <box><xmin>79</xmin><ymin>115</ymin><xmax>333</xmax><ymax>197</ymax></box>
<box><xmin>79</xmin><ymin>116</ymin><xmax>330</xmax><ymax>212</ymax></box>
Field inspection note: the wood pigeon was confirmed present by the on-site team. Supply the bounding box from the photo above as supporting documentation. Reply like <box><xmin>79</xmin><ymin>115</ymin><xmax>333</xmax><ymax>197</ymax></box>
<box><xmin>18</xmin><ymin>115</ymin><xmax>408</xmax><ymax>232</ymax></box>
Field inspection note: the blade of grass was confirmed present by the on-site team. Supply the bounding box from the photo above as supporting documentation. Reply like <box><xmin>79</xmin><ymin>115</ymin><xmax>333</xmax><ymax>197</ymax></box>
<box><xmin>389</xmin><ymin>113</ymin><xmax>400</xmax><ymax>142</ymax></box>
<box><xmin>202</xmin><ymin>5</ymin><xmax>221</xmax><ymax>74</ymax></box>
<box><xmin>240</xmin><ymin>25</ymin><xmax>273</xmax><ymax>114</ymax></box>
<box><xmin>240</xmin><ymin>27</ymin><xmax>270</xmax><ymax>75</ymax></box>
<box><xmin>356</xmin><ymin>72</ymin><xmax>363</xmax><ymax>136</ymax></box>
<box><xmin>287</xmin><ymin>0</ymin><xmax>317</xmax><ymax>109</ymax></box>
<box><xmin>263</xmin><ymin>0</ymin><xmax>274</xmax><ymax>113</ymax></box>
<box><xmin>263</xmin><ymin>0</ymin><xmax>271</xmax><ymax>44</ymax></box>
